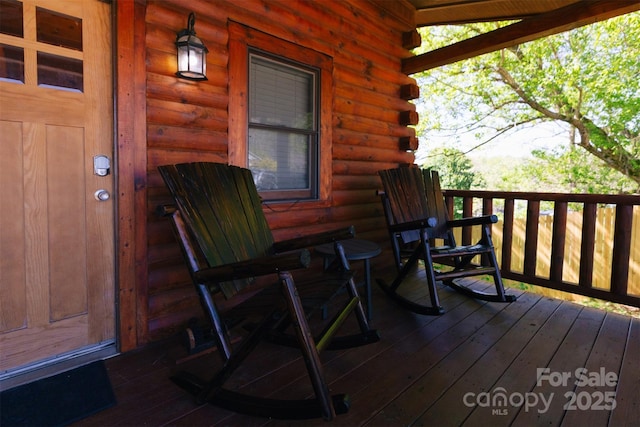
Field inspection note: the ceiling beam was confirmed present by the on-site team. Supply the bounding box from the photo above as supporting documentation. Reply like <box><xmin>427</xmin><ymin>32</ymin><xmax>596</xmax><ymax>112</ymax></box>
<box><xmin>414</xmin><ymin>0</ymin><xmax>581</xmax><ymax>27</ymax></box>
<box><xmin>403</xmin><ymin>0</ymin><xmax>640</xmax><ymax>74</ymax></box>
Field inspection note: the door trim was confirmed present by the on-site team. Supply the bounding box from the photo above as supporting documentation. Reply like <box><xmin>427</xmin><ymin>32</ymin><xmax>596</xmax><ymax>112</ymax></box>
<box><xmin>114</xmin><ymin>0</ymin><xmax>149</xmax><ymax>351</ymax></box>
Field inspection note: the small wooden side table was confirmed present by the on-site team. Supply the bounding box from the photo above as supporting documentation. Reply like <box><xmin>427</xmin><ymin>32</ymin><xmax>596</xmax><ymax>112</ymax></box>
<box><xmin>315</xmin><ymin>239</ymin><xmax>381</xmax><ymax>321</ymax></box>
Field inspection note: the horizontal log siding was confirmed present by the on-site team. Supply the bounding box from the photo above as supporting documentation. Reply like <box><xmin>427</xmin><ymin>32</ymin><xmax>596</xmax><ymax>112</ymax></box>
<box><xmin>144</xmin><ymin>0</ymin><xmax>414</xmax><ymax>341</ymax></box>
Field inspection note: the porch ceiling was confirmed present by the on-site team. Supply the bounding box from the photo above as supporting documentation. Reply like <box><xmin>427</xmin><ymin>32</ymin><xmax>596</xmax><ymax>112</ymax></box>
<box><xmin>399</xmin><ymin>0</ymin><xmax>640</xmax><ymax>73</ymax></box>
<box><xmin>409</xmin><ymin>0</ymin><xmax>583</xmax><ymax>26</ymax></box>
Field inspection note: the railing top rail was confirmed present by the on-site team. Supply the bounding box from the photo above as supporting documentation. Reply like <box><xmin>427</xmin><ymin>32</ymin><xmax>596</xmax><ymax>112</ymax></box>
<box><xmin>443</xmin><ymin>190</ymin><xmax>640</xmax><ymax>205</ymax></box>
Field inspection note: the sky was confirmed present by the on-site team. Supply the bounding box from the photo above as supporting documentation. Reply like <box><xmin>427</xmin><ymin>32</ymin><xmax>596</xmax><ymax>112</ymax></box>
<box><xmin>414</xmin><ymin>120</ymin><xmax>571</xmax><ymax>164</ymax></box>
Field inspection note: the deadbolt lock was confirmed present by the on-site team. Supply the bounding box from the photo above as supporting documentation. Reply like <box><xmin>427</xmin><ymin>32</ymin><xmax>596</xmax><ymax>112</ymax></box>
<box><xmin>94</xmin><ymin>155</ymin><xmax>111</xmax><ymax>176</ymax></box>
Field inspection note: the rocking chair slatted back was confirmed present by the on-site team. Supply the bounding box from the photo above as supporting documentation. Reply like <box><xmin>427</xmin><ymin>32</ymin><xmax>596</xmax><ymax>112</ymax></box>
<box><xmin>381</xmin><ymin>167</ymin><xmax>458</xmax><ymax>241</ymax></box>
<box><xmin>379</xmin><ymin>165</ymin><xmax>431</xmax><ymax>226</ymax></box>
<box><xmin>422</xmin><ymin>169</ymin><xmax>451</xmax><ymax>238</ymax></box>
<box><xmin>379</xmin><ymin>166</ymin><xmax>450</xmax><ymax>243</ymax></box>
<box><xmin>159</xmin><ymin>162</ymin><xmax>274</xmax><ymax>298</ymax></box>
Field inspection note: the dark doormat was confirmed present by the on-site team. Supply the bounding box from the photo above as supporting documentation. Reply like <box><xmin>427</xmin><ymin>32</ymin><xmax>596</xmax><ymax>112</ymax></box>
<box><xmin>1</xmin><ymin>360</ymin><xmax>116</xmax><ymax>426</ymax></box>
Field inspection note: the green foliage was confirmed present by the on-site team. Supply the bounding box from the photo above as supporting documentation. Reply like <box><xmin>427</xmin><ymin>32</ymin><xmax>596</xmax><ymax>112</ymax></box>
<box><xmin>419</xmin><ymin>147</ymin><xmax>485</xmax><ymax>217</ymax></box>
<box><xmin>414</xmin><ymin>13</ymin><xmax>640</xmax><ymax>188</ymax></box>
<box><xmin>495</xmin><ymin>147</ymin><xmax>639</xmax><ymax>194</ymax></box>
<box><xmin>419</xmin><ymin>147</ymin><xmax>485</xmax><ymax>189</ymax></box>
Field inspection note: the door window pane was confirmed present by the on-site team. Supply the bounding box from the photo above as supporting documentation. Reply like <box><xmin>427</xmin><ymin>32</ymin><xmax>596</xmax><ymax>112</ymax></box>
<box><xmin>0</xmin><ymin>44</ymin><xmax>24</xmax><ymax>82</ymax></box>
<box><xmin>38</xmin><ymin>52</ymin><xmax>83</xmax><ymax>91</ymax></box>
<box><xmin>0</xmin><ymin>0</ymin><xmax>23</xmax><ymax>38</ymax></box>
<box><xmin>36</xmin><ymin>7</ymin><xmax>82</xmax><ymax>51</ymax></box>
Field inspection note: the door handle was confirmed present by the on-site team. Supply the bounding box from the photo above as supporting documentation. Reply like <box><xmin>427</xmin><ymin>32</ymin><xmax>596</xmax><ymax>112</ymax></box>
<box><xmin>94</xmin><ymin>189</ymin><xmax>110</xmax><ymax>201</ymax></box>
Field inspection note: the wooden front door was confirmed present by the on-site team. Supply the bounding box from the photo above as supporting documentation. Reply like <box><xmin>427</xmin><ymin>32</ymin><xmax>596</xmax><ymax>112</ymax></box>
<box><xmin>0</xmin><ymin>0</ymin><xmax>114</xmax><ymax>374</ymax></box>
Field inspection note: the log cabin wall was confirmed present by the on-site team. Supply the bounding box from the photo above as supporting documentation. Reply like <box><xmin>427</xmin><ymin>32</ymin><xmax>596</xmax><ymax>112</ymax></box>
<box><xmin>142</xmin><ymin>0</ymin><xmax>417</xmax><ymax>342</ymax></box>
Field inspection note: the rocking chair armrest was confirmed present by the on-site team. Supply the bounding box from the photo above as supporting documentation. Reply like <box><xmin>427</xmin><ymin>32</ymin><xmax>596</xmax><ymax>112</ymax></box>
<box><xmin>387</xmin><ymin>217</ymin><xmax>438</xmax><ymax>233</ymax></box>
<box><xmin>272</xmin><ymin>226</ymin><xmax>356</xmax><ymax>253</ymax></box>
<box><xmin>193</xmin><ymin>249</ymin><xmax>311</xmax><ymax>283</ymax></box>
<box><xmin>446</xmin><ymin>214</ymin><xmax>498</xmax><ymax>228</ymax></box>
<box><xmin>157</xmin><ymin>204</ymin><xmax>177</xmax><ymax>216</ymax></box>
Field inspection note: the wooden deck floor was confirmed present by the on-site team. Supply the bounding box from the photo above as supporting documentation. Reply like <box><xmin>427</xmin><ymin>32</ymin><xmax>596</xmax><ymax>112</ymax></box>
<box><xmin>75</xmin><ymin>267</ymin><xmax>639</xmax><ymax>426</ymax></box>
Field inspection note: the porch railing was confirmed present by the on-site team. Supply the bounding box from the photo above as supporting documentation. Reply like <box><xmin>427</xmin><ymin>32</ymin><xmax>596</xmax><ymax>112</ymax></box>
<box><xmin>442</xmin><ymin>190</ymin><xmax>640</xmax><ymax>308</ymax></box>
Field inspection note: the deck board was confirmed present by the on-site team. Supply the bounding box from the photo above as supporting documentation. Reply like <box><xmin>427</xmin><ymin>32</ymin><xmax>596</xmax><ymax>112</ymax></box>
<box><xmin>561</xmin><ymin>313</ymin><xmax>631</xmax><ymax>427</ymax></box>
<box><xmin>414</xmin><ymin>293</ymin><xmax>570</xmax><ymax>426</ymax></box>
<box><xmin>507</xmin><ymin>305</ymin><xmax>606</xmax><ymax>426</ymax></box>
<box><xmin>608</xmin><ymin>317</ymin><xmax>640</xmax><ymax>426</ymax></box>
<box><xmin>73</xmin><ymin>267</ymin><xmax>638</xmax><ymax>426</ymax></box>
<box><xmin>363</xmin><ymin>288</ymin><xmax>536</xmax><ymax>426</ymax></box>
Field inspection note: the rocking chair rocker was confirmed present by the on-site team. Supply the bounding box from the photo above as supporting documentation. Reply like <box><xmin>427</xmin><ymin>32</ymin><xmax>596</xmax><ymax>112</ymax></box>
<box><xmin>158</xmin><ymin>162</ymin><xmax>379</xmax><ymax>421</ymax></box>
<box><xmin>377</xmin><ymin>166</ymin><xmax>515</xmax><ymax>315</ymax></box>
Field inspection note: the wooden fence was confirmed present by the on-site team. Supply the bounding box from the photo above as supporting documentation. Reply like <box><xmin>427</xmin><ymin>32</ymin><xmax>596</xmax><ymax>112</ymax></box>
<box><xmin>493</xmin><ymin>206</ymin><xmax>639</xmax><ymax>298</ymax></box>
<box><xmin>444</xmin><ymin>190</ymin><xmax>640</xmax><ymax>307</ymax></box>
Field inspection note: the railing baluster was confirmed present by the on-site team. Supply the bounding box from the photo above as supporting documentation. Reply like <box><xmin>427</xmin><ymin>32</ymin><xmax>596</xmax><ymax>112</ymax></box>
<box><xmin>502</xmin><ymin>198</ymin><xmax>514</xmax><ymax>274</ymax></box>
<box><xmin>579</xmin><ymin>203</ymin><xmax>597</xmax><ymax>289</ymax></box>
<box><xmin>444</xmin><ymin>195</ymin><xmax>454</xmax><ymax>219</ymax></box>
<box><xmin>550</xmin><ymin>201</ymin><xmax>568</xmax><ymax>282</ymax></box>
<box><xmin>482</xmin><ymin>198</ymin><xmax>494</xmax><ymax>267</ymax></box>
<box><xmin>482</xmin><ymin>198</ymin><xmax>493</xmax><ymax>218</ymax></box>
<box><xmin>611</xmin><ymin>204</ymin><xmax>633</xmax><ymax>296</ymax></box>
<box><xmin>524</xmin><ymin>200</ymin><xmax>540</xmax><ymax>277</ymax></box>
<box><xmin>462</xmin><ymin>197</ymin><xmax>473</xmax><ymax>245</ymax></box>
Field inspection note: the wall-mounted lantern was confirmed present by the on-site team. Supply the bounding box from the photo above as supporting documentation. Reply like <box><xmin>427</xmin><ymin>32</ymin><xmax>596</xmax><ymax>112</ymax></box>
<box><xmin>175</xmin><ymin>12</ymin><xmax>208</xmax><ymax>80</ymax></box>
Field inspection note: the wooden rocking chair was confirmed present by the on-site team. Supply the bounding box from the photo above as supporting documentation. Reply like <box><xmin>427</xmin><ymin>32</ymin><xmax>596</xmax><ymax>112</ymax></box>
<box><xmin>377</xmin><ymin>166</ymin><xmax>516</xmax><ymax>315</ymax></box>
<box><xmin>158</xmin><ymin>162</ymin><xmax>379</xmax><ymax>421</ymax></box>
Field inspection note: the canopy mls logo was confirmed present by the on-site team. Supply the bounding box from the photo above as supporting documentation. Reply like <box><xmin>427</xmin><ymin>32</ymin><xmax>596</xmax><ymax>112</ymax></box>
<box><xmin>463</xmin><ymin>367</ymin><xmax>618</xmax><ymax>415</ymax></box>
<box><xmin>462</xmin><ymin>387</ymin><xmax>552</xmax><ymax>415</ymax></box>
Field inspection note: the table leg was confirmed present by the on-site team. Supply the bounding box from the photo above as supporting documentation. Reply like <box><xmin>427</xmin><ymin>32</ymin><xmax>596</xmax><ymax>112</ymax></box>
<box><xmin>364</xmin><ymin>259</ymin><xmax>372</xmax><ymax>321</ymax></box>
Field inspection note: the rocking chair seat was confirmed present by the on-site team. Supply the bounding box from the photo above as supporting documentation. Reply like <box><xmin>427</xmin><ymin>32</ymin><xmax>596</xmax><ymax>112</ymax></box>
<box><xmin>432</xmin><ymin>242</ymin><xmax>492</xmax><ymax>257</ymax></box>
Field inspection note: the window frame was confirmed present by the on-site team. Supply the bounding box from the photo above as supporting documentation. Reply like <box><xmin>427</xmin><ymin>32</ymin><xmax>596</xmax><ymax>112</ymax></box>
<box><xmin>228</xmin><ymin>21</ymin><xmax>332</xmax><ymax>205</ymax></box>
<box><xmin>248</xmin><ymin>52</ymin><xmax>319</xmax><ymax>200</ymax></box>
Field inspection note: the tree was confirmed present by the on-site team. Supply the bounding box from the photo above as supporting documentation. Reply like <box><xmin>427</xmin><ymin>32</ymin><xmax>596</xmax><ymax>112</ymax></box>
<box><xmin>420</xmin><ymin>147</ymin><xmax>485</xmax><ymax>217</ymax></box>
<box><xmin>414</xmin><ymin>12</ymin><xmax>640</xmax><ymax>188</ymax></box>
<box><xmin>497</xmin><ymin>146</ymin><xmax>638</xmax><ymax>194</ymax></box>
<box><xmin>420</xmin><ymin>147</ymin><xmax>485</xmax><ymax>189</ymax></box>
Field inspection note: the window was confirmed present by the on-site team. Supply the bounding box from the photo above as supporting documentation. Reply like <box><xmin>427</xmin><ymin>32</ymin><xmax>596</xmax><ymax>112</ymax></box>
<box><xmin>248</xmin><ymin>54</ymin><xmax>318</xmax><ymax>199</ymax></box>
<box><xmin>229</xmin><ymin>22</ymin><xmax>332</xmax><ymax>204</ymax></box>
<box><xmin>0</xmin><ymin>1</ymin><xmax>83</xmax><ymax>90</ymax></box>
